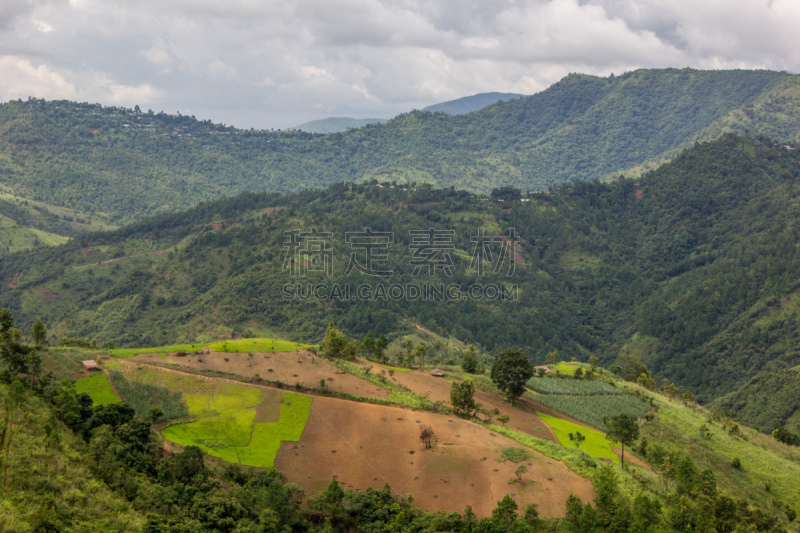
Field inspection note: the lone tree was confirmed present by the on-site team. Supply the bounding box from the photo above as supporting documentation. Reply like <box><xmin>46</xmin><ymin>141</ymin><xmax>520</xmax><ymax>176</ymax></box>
<box><xmin>362</xmin><ymin>333</ymin><xmax>374</xmax><ymax>359</ymax></box>
<box><xmin>420</xmin><ymin>425</ymin><xmax>435</xmax><ymax>448</ymax></box>
<box><xmin>375</xmin><ymin>334</ymin><xmax>388</xmax><ymax>363</ymax></box>
<box><xmin>497</xmin><ymin>414</ymin><xmax>511</xmax><ymax>426</ymax></box>
<box><xmin>31</xmin><ymin>319</ymin><xmax>48</xmax><ymax>347</ymax></box>
<box><xmin>450</xmin><ymin>380</ymin><xmax>476</xmax><ymax>416</ymax></box>
<box><xmin>568</xmin><ymin>431</ymin><xmax>586</xmax><ymax>449</ymax></box>
<box><xmin>461</xmin><ymin>346</ymin><xmax>479</xmax><ymax>374</ymax></box>
<box><xmin>604</xmin><ymin>413</ymin><xmax>640</xmax><ymax>468</ymax></box>
<box><xmin>415</xmin><ymin>342</ymin><xmax>428</xmax><ymax>371</ymax></box>
<box><xmin>490</xmin><ymin>349</ymin><xmax>533</xmax><ymax>405</ymax></box>
<box><xmin>514</xmin><ymin>465</ymin><xmax>528</xmax><ymax>482</ymax></box>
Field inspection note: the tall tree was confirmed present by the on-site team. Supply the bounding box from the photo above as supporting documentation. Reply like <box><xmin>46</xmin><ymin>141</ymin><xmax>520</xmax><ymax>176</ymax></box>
<box><xmin>375</xmin><ymin>334</ymin><xmax>388</xmax><ymax>364</ymax></box>
<box><xmin>490</xmin><ymin>349</ymin><xmax>533</xmax><ymax>405</ymax></box>
<box><xmin>604</xmin><ymin>413</ymin><xmax>640</xmax><ymax>468</ymax></box>
<box><xmin>362</xmin><ymin>333</ymin><xmax>374</xmax><ymax>359</ymax></box>
<box><xmin>415</xmin><ymin>342</ymin><xmax>427</xmax><ymax>371</ymax></box>
<box><xmin>31</xmin><ymin>319</ymin><xmax>47</xmax><ymax>347</ymax></box>
<box><xmin>450</xmin><ymin>380</ymin><xmax>476</xmax><ymax>416</ymax></box>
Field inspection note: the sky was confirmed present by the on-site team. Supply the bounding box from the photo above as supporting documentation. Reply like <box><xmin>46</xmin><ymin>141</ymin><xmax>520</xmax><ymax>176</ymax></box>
<box><xmin>1</xmin><ymin>0</ymin><xmax>798</xmax><ymax>129</ymax></box>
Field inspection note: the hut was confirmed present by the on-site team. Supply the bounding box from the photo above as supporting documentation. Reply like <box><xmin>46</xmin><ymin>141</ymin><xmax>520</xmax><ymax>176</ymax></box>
<box><xmin>533</xmin><ymin>365</ymin><xmax>551</xmax><ymax>375</ymax></box>
<box><xmin>82</xmin><ymin>360</ymin><xmax>100</xmax><ymax>371</ymax></box>
<box><xmin>430</xmin><ymin>368</ymin><xmax>445</xmax><ymax>377</ymax></box>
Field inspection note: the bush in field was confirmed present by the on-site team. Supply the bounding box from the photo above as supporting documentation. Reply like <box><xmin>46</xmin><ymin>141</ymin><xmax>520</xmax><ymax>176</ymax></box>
<box><xmin>108</xmin><ymin>370</ymin><xmax>188</xmax><ymax>420</ymax></box>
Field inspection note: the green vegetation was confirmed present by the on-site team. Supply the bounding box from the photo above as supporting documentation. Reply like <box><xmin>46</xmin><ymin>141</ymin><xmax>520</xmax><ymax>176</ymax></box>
<box><xmin>526</xmin><ymin>376</ymin><xmax>621</xmax><ymax>395</ymax></box>
<box><xmin>538</xmin><ymin>413</ymin><xmax>619</xmax><ymax>464</ymax></box>
<box><xmin>107</xmin><ymin>369</ymin><xmax>187</xmax><ymax>420</ymax></box>
<box><xmin>528</xmin><ymin>391</ymin><xmax>651</xmax><ymax>431</ymax></box>
<box><xmin>9</xmin><ymin>133</ymin><xmax>800</xmax><ymax>433</ymax></box>
<box><xmin>4</xmin><ymin>70</ymin><xmax>800</xmax><ymax>242</ymax></box>
<box><xmin>74</xmin><ymin>373</ymin><xmax>120</xmax><ymax>406</ymax></box>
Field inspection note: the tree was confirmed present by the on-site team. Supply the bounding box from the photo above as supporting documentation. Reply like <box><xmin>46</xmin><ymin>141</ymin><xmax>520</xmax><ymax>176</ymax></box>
<box><xmin>574</xmin><ymin>367</ymin><xmax>584</xmax><ymax>379</ymax></box>
<box><xmin>419</xmin><ymin>425</ymin><xmax>435</xmax><ymax>448</ymax></box>
<box><xmin>490</xmin><ymin>349</ymin><xmax>533</xmax><ymax>405</ymax></box>
<box><xmin>26</xmin><ymin>351</ymin><xmax>42</xmax><ymax>394</ymax></box>
<box><xmin>497</xmin><ymin>414</ymin><xmax>510</xmax><ymax>426</ymax></box>
<box><xmin>568</xmin><ymin>431</ymin><xmax>586</xmax><ymax>449</ymax></box>
<box><xmin>514</xmin><ymin>465</ymin><xmax>527</xmax><ymax>482</ymax></box>
<box><xmin>403</xmin><ymin>340</ymin><xmax>414</xmax><ymax>367</ymax></box>
<box><xmin>321</xmin><ymin>322</ymin><xmax>350</xmax><ymax>359</ymax></box>
<box><xmin>461</xmin><ymin>346</ymin><xmax>478</xmax><ymax>374</ymax></box>
<box><xmin>604</xmin><ymin>413</ymin><xmax>640</xmax><ymax>468</ymax></box>
<box><xmin>492</xmin><ymin>494</ymin><xmax>518</xmax><ymax>525</ymax></box>
<box><xmin>589</xmin><ymin>354</ymin><xmax>599</xmax><ymax>373</ymax></box>
<box><xmin>545</xmin><ymin>350</ymin><xmax>560</xmax><ymax>365</ymax></box>
<box><xmin>31</xmin><ymin>319</ymin><xmax>48</xmax><ymax>347</ymax></box>
<box><xmin>362</xmin><ymin>333</ymin><xmax>374</xmax><ymax>359</ymax></box>
<box><xmin>450</xmin><ymin>380</ymin><xmax>476</xmax><ymax>416</ymax></box>
<box><xmin>415</xmin><ymin>342</ymin><xmax>427</xmax><ymax>371</ymax></box>
<box><xmin>375</xmin><ymin>334</ymin><xmax>388</xmax><ymax>363</ymax></box>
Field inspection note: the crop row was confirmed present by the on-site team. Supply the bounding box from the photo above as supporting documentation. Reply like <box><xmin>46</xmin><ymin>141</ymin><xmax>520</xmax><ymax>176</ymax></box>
<box><xmin>528</xmin><ymin>392</ymin><xmax>651</xmax><ymax>431</ymax></box>
<box><xmin>526</xmin><ymin>377</ymin><xmax>622</xmax><ymax>396</ymax></box>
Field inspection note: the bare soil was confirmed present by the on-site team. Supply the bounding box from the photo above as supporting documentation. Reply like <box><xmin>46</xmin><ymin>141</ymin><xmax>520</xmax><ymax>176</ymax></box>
<box><xmin>131</xmin><ymin>350</ymin><xmax>389</xmax><ymax>399</ymax></box>
<box><xmin>371</xmin><ymin>364</ymin><xmax>560</xmax><ymax>444</ymax></box>
<box><xmin>275</xmin><ymin>395</ymin><xmax>594</xmax><ymax>518</ymax></box>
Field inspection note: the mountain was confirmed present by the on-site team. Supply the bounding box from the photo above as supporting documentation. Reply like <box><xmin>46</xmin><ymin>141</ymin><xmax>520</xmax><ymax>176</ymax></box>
<box><xmin>294</xmin><ymin>116</ymin><xmax>385</xmax><ymax>133</ymax></box>
<box><xmin>5</xmin><ymin>134</ymin><xmax>800</xmax><ymax>435</ymax></box>
<box><xmin>5</xmin><ymin>69</ymin><xmax>800</xmax><ymax>241</ymax></box>
<box><xmin>422</xmin><ymin>91</ymin><xmax>525</xmax><ymax>114</ymax></box>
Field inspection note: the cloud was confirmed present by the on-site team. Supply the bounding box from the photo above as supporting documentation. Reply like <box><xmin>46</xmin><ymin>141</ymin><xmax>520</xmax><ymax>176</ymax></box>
<box><xmin>0</xmin><ymin>55</ymin><xmax>79</xmax><ymax>100</ymax></box>
<box><xmin>1</xmin><ymin>0</ymin><xmax>799</xmax><ymax>128</ymax></box>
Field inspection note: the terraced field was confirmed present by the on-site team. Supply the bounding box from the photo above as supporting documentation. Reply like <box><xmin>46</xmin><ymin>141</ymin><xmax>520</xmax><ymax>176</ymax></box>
<box><xmin>124</xmin><ymin>365</ymin><xmax>311</xmax><ymax>467</ymax></box>
<box><xmin>74</xmin><ymin>373</ymin><xmax>120</xmax><ymax>406</ymax></box>
<box><xmin>111</xmin><ymin>337</ymin><xmax>311</xmax><ymax>359</ymax></box>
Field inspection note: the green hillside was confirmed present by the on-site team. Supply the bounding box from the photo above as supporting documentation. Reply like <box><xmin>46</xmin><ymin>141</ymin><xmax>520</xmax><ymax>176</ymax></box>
<box><xmin>4</xmin><ymin>134</ymin><xmax>800</xmax><ymax>434</ymax></box>
<box><xmin>4</xmin><ymin>69</ymin><xmax>800</xmax><ymax>236</ymax></box>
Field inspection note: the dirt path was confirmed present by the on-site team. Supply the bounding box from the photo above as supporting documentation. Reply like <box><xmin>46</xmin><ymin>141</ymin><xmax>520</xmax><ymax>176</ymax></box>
<box><xmin>275</xmin><ymin>395</ymin><xmax>594</xmax><ymax>518</ymax></box>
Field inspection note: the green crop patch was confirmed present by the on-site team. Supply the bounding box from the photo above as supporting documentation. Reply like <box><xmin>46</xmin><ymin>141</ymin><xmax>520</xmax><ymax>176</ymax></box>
<box><xmin>538</xmin><ymin>413</ymin><xmax>619</xmax><ymax>464</ymax></box>
<box><xmin>75</xmin><ymin>373</ymin><xmax>120</xmax><ymax>406</ymax></box>
<box><xmin>136</xmin><ymin>365</ymin><xmax>312</xmax><ymax>468</ymax></box>
<box><xmin>526</xmin><ymin>377</ymin><xmax>621</xmax><ymax>396</ymax></box>
<box><xmin>110</xmin><ymin>337</ymin><xmax>311</xmax><ymax>359</ymax></box>
<box><xmin>527</xmin><ymin>391</ymin><xmax>650</xmax><ymax>431</ymax></box>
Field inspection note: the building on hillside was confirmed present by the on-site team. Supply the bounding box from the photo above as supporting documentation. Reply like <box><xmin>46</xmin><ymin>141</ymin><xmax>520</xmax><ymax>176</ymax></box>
<box><xmin>82</xmin><ymin>360</ymin><xmax>100</xmax><ymax>371</ymax></box>
<box><xmin>430</xmin><ymin>368</ymin><xmax>445</xmax><ymax>377</ymax></box>
<box><xmin>533</xmin><ymin>365</ymin><xmax>551</xmax><ymax>375</ymax></box>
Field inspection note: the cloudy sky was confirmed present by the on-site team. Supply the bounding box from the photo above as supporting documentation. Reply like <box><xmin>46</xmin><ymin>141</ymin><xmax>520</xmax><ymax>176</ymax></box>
<box><xmin>1</xmin><ymin>0</ymin><xmax>798</xmax><ymax>129</ymax></box>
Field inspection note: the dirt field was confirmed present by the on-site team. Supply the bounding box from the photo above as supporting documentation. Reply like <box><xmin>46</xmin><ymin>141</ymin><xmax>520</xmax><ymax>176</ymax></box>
<box><xmin>370</xmin><ymin>364</ymin><xmax>560</xmax><ymax>444</ymax></box>
<box><xmin>131</xmin><ymin>350</ymin><xmax>389</xmax><ymax>399</ymax></box>
<box><xmin>275</xmin><ymin>395</ymin><xmax>594</xmax><ymax>518</ymax></box>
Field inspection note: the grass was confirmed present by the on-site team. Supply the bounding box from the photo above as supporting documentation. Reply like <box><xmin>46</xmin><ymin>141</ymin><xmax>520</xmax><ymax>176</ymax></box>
<box><xmin>108</xmin><ymin>369</ymin><xmax>188</xmax><ymax>420</ymax></box>
<box><xmin>110</xmin><ymin>337</ymin><xmax>311</xmax><ymax>359</ymax></box>
<box><xmin>537</xmin><ymin>413</ymin><xmax>619</xmax><ymax>463</ymax></box>
<box><xmin>330</xmin><ymin>359</ymin><xmax>433</xmax><ymax>409</ymax></box>
<box><xmin>129</xmin><ymin>365</ymin><xmax>311</xmax><ymax>467</ymax></box>
<box><xmin>74</xmin><ymin>373</ymin><xmax>120</xmax><ymax>406</ymax></box>
<box><xmin>164</xmin><ymin>392</ymin><xmax>312</xmax><ymax>468</ymax></box>
<box><xmin>555</xmin><ymin>363</ymin><xmax>581</xmax><ymax>376</ymax></box>
<box><xmin>526</xmin><ymin>376</ymin><xmax>622</xmax><ymax>395</ymax></box>
<box><xmin>527</xmin><ymin>391</ymin><xmax>651</xmax><ymax>431</ymax></box>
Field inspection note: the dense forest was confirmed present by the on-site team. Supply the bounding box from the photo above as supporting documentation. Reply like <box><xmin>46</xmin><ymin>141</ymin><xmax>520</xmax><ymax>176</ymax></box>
<box><xmin>3</xmin><ymin>69</ymin><xmax>800</xmax><ymax>235</ymax></box>
<box><xmin>3</xmin><ymin>134</ymin><xmax>800</xmax><ymax>434</ymax></box>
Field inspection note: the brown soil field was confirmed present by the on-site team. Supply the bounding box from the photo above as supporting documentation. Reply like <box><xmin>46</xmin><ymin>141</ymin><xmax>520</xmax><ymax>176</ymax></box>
<box><xmin>131</xmin><ymin>350</ymin><xmax>389</xmax><ymax>399</ymax></box>
<box><xmin>370</xmin><ymin>364</ymin><xmax>560</xmax><ymax>444</ymax></box>
<box><xmin>275</xmin><ymin>395</ymin><xmax>594</xmax><ymax>518</ymax></box>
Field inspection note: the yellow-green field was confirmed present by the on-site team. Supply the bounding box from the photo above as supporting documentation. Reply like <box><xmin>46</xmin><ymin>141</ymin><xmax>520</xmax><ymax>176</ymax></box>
<box><xmin>538</xmin><ymin>412</ymin><xmax>619</xmax><ymax>463</ymax></box>
<box><xmin>74</xmin><ymin>373</ymin><xmax>120</xmax><ymax>406</ymax></box>
<box><xmin>128</xmin><ymin>366</ymin><xmax>311</xmax><ymax>467</ymax></box>
<box><xmin>110</xmin><ymin>337</ymin><xmax>311</xmax><ymax>359</ymax></box>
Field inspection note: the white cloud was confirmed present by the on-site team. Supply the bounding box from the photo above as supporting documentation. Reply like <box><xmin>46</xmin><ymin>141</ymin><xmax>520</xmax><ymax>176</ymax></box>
<box><xmin>0</xmin><ymin>56</ymin><xmax>79</xmax><ymax>100</ymax></box>
<box><xmin>1</xmin><ymin>0</ymin><xmax>799</xmax><ymax>128</ymax></box>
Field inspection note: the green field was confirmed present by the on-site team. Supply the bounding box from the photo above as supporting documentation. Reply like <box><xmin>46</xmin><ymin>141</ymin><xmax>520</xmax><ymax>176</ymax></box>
<box><xmin>528</xmin><ymin>391</ymin><xmax>651</xmax><ymax>431</ymax></box>
<box><xmin>74</xmin><ymin>373</ymin><xmax>120</xmax><ymax>406</ymax></box>
<box><xmin>538</xmin><ymin>412</ymin><xmax>619</xmax><ymax>464</ymax></box>
<box><xmin>110</xmin><ymin>337</ymin><xmax>311</xmax><ymax>359</ymax></box>
<box><xmin>128</xmin><ymin>366</ymin><xmax>311</xmax><ymax>467</ymax></box>
<box><xmin>555</xmin><ymin>363</ymin><xmax>581</xmax><ymax>376</ymax></box>
<box><xmin>526</xmin><ymin>376</ymin><xmax>622</xmax><ymax>395</ymax></box>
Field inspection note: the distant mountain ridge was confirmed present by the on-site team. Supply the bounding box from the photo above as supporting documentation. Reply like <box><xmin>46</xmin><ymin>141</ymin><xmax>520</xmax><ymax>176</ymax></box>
<box><xmin>4</xmin><ymin>68</ymin><xmax>800</xmax><ymax>248</ymax></box>
<box><xmin>421</xmin><ymin>91</ymin><xmax>525</xmax><ymax>114</ymax></box>
<box><xmin>294</xmin><ymin>117</ymin><xmax>385</xmax><ymax>133</ymax></box>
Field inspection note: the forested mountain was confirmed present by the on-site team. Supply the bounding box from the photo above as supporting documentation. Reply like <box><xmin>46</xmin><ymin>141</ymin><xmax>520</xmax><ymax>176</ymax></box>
<box><xmin>4</xmin><ymin>134</ymin><xmax>800</xmax><ymax>433</ymax></box>
<box><xmin>421</xmin><ymin>91</ymin><xmax>525</xmax><ymax>114</ymax></box>
<box><xmin>3</xmin><ymin>68</ymin><xmax>800</xmax><ymax>241</ymax></box>
<box><xmin>294</xmin><ymin>116</ymin><xmax>385</xmax><ymax>133</ymax></box>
